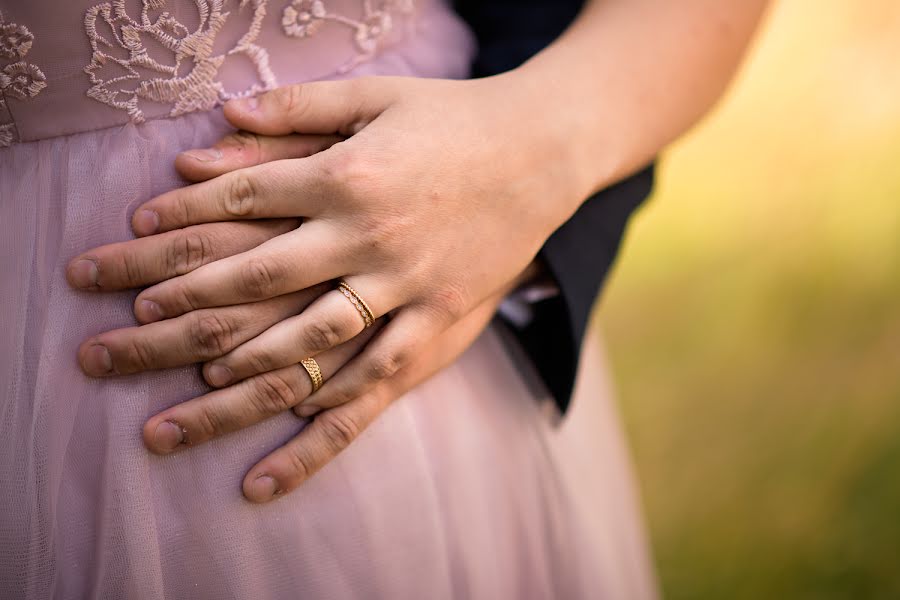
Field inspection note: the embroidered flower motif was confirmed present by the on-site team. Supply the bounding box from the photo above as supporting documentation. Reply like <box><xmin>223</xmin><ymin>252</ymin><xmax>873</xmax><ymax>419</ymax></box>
<box><xmin>0</xmin><ymin>22</ymin><xmax>34</xmax><ymax>60</ymax></box>
<box><xmin>282</xmin><ymin>0</ymin><xmax>327</xmax><ymax>37</ymax></box>
<box><xmin>2</xmin><ymin>62</ymin><xmax>47</xmax><ymax>100</ymax></box>
<box><xmin>279</xmin><ymin>0</ymin><xmax>415</xmax><ymax>73</ymax></box>
<box><xmin>0</xmin><ymin>11</ymin><xmax>46</xmax><ymax>148</ymax></box>
<box><xmin>354</xmin><ymin>11</ymin><xmax>392</xmax><ymax>54</ymax></box>
<box><xmin>83</xmin><ymin>0</ymin><xmax>279</xmax><ymax>124</ymax></box>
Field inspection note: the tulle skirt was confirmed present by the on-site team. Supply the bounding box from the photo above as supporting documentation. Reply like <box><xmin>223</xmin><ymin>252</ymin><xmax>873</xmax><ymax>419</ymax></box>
<box><xmin>0</xmin><ymin>110</ymin><xmax>657</xmax><ymax>599</ymax></box>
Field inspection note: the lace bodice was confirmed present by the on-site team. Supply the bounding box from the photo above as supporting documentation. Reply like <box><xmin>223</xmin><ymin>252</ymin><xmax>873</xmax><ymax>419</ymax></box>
<box><xmin>0</xmin><ymin>0</ymin><xmax>471</xmax><ymax>147</ymax></box>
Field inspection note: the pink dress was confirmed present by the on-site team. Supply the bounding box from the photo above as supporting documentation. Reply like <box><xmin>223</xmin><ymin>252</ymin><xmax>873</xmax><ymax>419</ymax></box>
<box><xmin>0</xmin><ymin>1</ymin><xmax>657</xmax><ymax>598</ymax></box>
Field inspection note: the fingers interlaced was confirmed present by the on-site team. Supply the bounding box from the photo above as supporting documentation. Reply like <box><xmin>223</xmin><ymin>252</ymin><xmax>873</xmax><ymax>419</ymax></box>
<box><xmin>203</xmin><ymin>280</ymin><xmax>396</xmax><ymax>388</ymax></box>
<box><xmin>66</xmin><ymin>220</ymin><xmax>298</xmax><ymax>292</ymax></box>
<box><xmin>291</xmin><ymin>308</ymin><xmax>439</xmax><ymax>417</ymax></box>
<box><xmin>239</xmin><ymin>294</ymin><xmax>505</xmax><ymax>504</ymax></box>
<box><xmin>131</xmin><ymin>157</ymin><xmax>332</xmax><ymax>237</ymax></box>
<box><xmin>132</xmin><ymin>222</ymin><xmax>344</xmax><ymax>323</ymax></box>
<box><xmin>142</xmin><ymin>321</ymin><xmax>382</xmax><ymax>456</ymax></box>
<box><xmin>77</xmin><ymin>289</ymin><xmax>328</xmax><ymax>377</ymax></box>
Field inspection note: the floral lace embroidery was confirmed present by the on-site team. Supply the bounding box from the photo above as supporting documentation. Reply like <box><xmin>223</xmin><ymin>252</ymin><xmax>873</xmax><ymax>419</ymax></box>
<box><xmin>281</xmin><ymin>0</ymin><xmax>414</xmax><ymax>72</ymax></box>
<box><xmin>83</xmin><ymin>0</ymin><xmax>277</xmax><ymax>124</ymax></box>
<box><xmin>0</xmin><ymin>11</ymin><xmax>48</xmax><ymax>148</ymax></box>
<box><xmin>82</xmin><ymin>0</ymin><xmax>415</xmax><ymax>124</ymax></box>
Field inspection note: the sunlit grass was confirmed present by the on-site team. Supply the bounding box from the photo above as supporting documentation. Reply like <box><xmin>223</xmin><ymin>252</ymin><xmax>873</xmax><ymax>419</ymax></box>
<box><xmin>598</xmin><ymin>1</ymin><xmax>900</xmax><ymax>597</ymax></box>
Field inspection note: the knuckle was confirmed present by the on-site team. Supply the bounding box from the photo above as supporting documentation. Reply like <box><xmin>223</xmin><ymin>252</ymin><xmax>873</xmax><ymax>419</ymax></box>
<box><xmin>122</xmin><ymin>336</ymin><xmax>158</xmax><ymax>372</ymax></box>
<box><xmin>324</xmin><ymin>148</ymin><xmax>378</xmax><ymax>193</ymax></box>
<box><xmin>431</xmin><ymin>285</ymin><xmax>467</xmax><ymax>320</ymax></box>
<box><xmin>120</xmin><ymin>251</ymin><xmax>148</xmax><ymax>287</ymax></box>
<box><xmin>364</xmin><ymin>349</ymin><xmax>406</xmax><ymax>383</ymax></box>
<box><xmin>171</xmin><ymin>281</ymin><xmax>202</xmax><ymax>313</ymax></box>
<box><xmin>225</xmin><ymin>173</ymin><xmax>256</xmax><ymax>217</ymax></box>
<box><xmin>237</xmin><ymin>258</ymin><xmax>281</xmax><ymax>298</ymax></box>
<box><xmin>281</xmin><ymin>84</ymin><xmax>312</xmax><ymax>120</ymax></box>
<box><xmin>318</xmin><ymin>410</ymin><xmax>362</xmax><ymax>450</ymax></box>
<box><xmin>194</xmin><ymin>403</ymin><xmax>228</xmax><ymax>440</ymax></box>
<box><xmin>249</xmin><ymin>371</ymin><xmax>299</xmax><ymax>414</ymax></box>
<box><xmin>188</xmin><ymin>313</ymin><xmax>235</xmax><ymax>358</ymax></box>
<box><xmin>300</xmin><ymin>319</ymin><xmax>343</xmax><ymax>354</ymax></box>
<box><xmin>244</xmin><ymin>348</ymin><xmax>277</xmax><ymax>375</ymax></box>
<box><xmin>361</xmin><ymin>214</ymin><xmax>406</xmax><ymax>255</ymax></box>
<box><xmin>168</xmin><ymin>231</ymin><xmax>210</xmax><ymax>275</ymax></box>
<box><xmin>172</xmin><ymin>191</ymin><xmax>193</xmax><ymax>225</ymax></box>
<box><xmin>284</xmin><ymin>444</ymin><xmax>314</xmax><ymax>483</ymax></box>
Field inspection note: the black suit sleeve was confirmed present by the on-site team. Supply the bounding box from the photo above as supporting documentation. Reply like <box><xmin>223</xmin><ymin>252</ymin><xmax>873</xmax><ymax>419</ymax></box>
<box><xmin>520</xmin><ymin>168</ymin><xmax>654</xmax><ymax>412</ymax></box>
<box><xmin>454</xmin><ymin>0</ymin><xmax>655</xmax><ymax>412</ymax></box>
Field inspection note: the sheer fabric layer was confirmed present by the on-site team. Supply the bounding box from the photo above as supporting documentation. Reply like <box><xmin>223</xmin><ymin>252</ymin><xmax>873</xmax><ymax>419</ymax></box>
<box><xmin>0</xmin><ymin>0</ymin><xmax>469</xmax><ymax>142</ymax></box>
<box><xmin>0</xmin><ymin>1</ymin><xmax>657</xmax><ymax>598</ymax></box>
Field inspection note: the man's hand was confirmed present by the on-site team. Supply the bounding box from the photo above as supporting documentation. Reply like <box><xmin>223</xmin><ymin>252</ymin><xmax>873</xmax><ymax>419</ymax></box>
<box><xmin>143</xmin><ymin>289</ymin><xmax>508</xmax><ymax>503</ymax></box>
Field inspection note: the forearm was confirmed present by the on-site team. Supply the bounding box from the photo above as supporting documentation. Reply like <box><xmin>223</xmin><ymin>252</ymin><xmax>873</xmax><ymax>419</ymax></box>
<box><xmin>513</xmin><ymin>0</ymin><xmax>768</xmax><ymax>203</ymax></box>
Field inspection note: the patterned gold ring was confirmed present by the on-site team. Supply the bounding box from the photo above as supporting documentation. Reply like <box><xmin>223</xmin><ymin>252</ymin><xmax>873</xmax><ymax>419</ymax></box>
<box><xmin>337</xmin><ymin>280</ymin><xmax>375</xmax><ymax>329</ymax></box>
<box><xmin>300</xmin><ymin>357</ymin><xmax>324</xmax><ymax>393</ymax></box>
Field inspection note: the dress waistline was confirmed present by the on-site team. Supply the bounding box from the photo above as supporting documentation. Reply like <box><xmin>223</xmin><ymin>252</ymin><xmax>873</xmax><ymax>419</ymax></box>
<box><xmin>0</xmin><ymin>0</ymin><xmax>472</xmax><ymax>146</ymax></box>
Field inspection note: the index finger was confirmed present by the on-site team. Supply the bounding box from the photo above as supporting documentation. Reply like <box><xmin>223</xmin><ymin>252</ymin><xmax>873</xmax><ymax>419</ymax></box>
<box><xmin>67</xmin><ymin>220</ymin><xmax>298</xmax><ymax>292</ymax></box>
<box><xmin>132</xmin><ymin>221</ymin><xmax>346</xmax><ymax>323</ymax></box>
<box><xmin>131</xmin><ymin>157</ymin><xmax>330</xmax><ymax>237</ymax></box>
<box><xmin>242</xmin><ymin>391</ymin><xmax>391</xmax><ymax>503</ymax></box>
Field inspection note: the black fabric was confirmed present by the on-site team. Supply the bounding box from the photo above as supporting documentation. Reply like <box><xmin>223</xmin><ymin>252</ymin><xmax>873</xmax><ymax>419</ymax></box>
<box><xmin>454</xmin><ymin>0</ymin><xmax>655</xmax><ymax>413</ymax></box>
<box><xmin>524</xmin><ymin>168</ymin><xmax>654</xmax><ymax>412</ymax></box>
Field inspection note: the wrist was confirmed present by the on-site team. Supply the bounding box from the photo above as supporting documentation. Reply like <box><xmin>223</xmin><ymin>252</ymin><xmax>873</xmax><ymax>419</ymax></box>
<box><xmin>505</xmin><ymin>57</ymin><xmax>628</xmax><ymax>210</ymax></box>
<box><xmin>480</xmin><ymin>69</ymin><xmax>598</xmax><ymax>230</ymax></box>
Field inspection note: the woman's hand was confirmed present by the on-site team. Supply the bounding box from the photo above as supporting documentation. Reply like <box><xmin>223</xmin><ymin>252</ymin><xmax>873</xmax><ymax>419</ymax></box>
<box><xmin>118</xmin><ymin>76</ymin><xmax>582</xmax><ymax>416</ymax></box>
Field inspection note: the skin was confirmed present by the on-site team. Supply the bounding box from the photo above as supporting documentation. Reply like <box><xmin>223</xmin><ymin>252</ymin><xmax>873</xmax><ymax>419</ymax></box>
<box><xmin>67</xmin><ymin>0</ymin><xmax>769</xmax><ymax>502</ymax></box>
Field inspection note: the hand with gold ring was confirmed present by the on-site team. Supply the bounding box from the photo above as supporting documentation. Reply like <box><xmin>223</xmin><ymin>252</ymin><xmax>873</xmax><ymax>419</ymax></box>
<box><xmin>140</xmin><ymin>318</ymin><xmax>385</xmax><ymax>458</ymax></box>
<box><xmin>68</xmin><ymin>75</ymin><xmax>592</xmax><ymax>501</ymax></box>
<box><xmin>66</xmin><ymin>0</ymin><xmax>765</xmax><ymax>501</ymax></box>
<box><xmin>121</xmin><ymin>77</ymin><xmax>584</xmax><ymax>404</ymax></box>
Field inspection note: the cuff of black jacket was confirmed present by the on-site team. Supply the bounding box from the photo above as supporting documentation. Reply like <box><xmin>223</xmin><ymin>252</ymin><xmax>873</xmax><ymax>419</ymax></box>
<box><xmin>502</xmin><ymin>164</ymin><xmax>656</xmax><ymax>414</ymax></box>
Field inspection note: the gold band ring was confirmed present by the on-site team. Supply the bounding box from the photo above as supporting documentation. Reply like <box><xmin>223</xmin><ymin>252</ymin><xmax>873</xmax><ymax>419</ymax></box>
<box><xmin>300</xmin><ymin>357</ymin><xmax>324</xmax><ymax>393</ymax></box>
<box><xmin>338</xmin><ymin>280</ymin><xmax>375</xmax><ymax>328</ymax></box>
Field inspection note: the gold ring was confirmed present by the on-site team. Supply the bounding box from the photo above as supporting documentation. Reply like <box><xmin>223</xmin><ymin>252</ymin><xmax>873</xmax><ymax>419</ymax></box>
<box><xmin>300</xmin><ymin>357</ymin><xmax>323</xmax><ymax>393</ymax></box>
<box><xmin>338</xmin><ymin>280</ymin><xmax>375</xmax><ymax>328</ymax></box>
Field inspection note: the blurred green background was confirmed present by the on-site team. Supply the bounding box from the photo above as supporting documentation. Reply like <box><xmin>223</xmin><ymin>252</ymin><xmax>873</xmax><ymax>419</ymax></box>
<box><xmin>598</xmin><ymin>1</ymin><xmax>900</xmax><ymax>598</ymax></box>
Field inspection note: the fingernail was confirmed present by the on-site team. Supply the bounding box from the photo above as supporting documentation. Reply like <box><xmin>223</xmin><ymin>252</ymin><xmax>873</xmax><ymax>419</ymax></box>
<box><xmin>183</xmin><ymin>148</ymin><xmax>223</xmax><ymax>163</ymax></box>
<box><xmin>152</xmin><ymin>421</ymin><xmax>185</xmax><ymax>453</ymax></box>
<box><xmin>249</xmin><ymin>475</ymin><xmax>279</xmax><ymax>502</ymax></box>
<box><xmin>295</xmin><ymin>404</ymin><xmax>320</xmax><ymax>418</ymax></box>
<box><xmin>82</xmin><ymin>344</ymin><xmax>113</xmax><ymax>376</ymax></box>
<box><xmin>234</xmin><ymin>96</ymin><xmax>259</xmax><ymax>112</ymax></box>
<box><xmin>69</xmin><ymin>259</ymin><xmax>98</xmax><ymax>289</ymax></box>
<box><xmin>133</xmin><ymin>209</ymin><xmax>160</xmax><ymax>236</ymax></box>
<box><xmin>206</xmin><ymin>364</ymin><xmax>232</xmax><ymax>387</ymax></box>
<box><xmin>138</xmin><ymin>299</ymin><xmax>164</xmax><ymax>323</ymax></box>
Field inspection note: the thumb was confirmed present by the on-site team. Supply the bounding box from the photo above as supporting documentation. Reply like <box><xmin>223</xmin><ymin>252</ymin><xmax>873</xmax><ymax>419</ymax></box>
<box><xmin>224</xmin><ymin>78</ymin><xmax>397</xmax><ymax>137</ymax></box>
